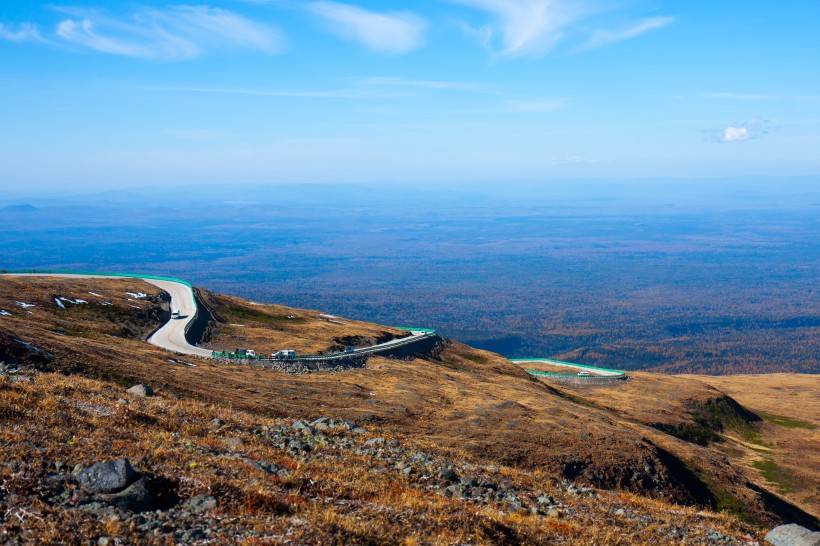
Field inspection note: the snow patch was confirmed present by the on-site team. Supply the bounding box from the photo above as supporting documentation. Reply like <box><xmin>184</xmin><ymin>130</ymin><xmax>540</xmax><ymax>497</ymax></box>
<box><xmin>59</xmin><ymin>297</ymin><xmax>87</xmax><ymax>305</ymax></box>
<box><xmin>54</xmin><ymin>298</ymin><xmax>65</xmax><ymax>309</ymax></box>
<box><xmin>126</xmin><ymin>292</ymin><xmax>149</xmax><ymax>299</ymax></box>
<box><xmin>0</xmin><ymin>310</ymin><xmax>11</xmax><ymax>316</ymax></box>
<box><xmin>88</xmin><ymin>292</ymin><xmax>104</xmax><ymax>297</ymax></box>
<box><xmin>15</xmin><ymin>302</ymin><xmax>35</xmax><ymax>309</ymax></box>
<box><xmin>128</xmin><ymin>304</ymin><xmax>141</xmax><ymax>309</ymax></box>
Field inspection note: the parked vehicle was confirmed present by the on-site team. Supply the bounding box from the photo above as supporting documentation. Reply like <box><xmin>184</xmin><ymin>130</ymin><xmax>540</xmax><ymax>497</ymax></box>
<box><xmin>171</xmin><ymin>309</ymin><xmax>182</xmax><ymax>318</ymax></box>
<box><xmin>577</xmin><ymin>371</ymin><xmax>590</xmax><ymax>376</ymax></box>
<box><xmin>345</xmin><ymin>346</ymin><xmax>355</xmax><ymax>353</ymax></box>
<box><xmin>273</xmin><ymin>350</ymin><xmax>297</xmax><ymax>359</ymax></box>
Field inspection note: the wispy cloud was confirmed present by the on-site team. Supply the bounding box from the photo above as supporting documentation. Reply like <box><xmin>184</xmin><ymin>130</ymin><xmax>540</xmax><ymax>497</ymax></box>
<box><xmin>456</xmin><ymin>97</ymin><xmax>566</xmax><ymax>113</ymax></box>
<box><xmin>450</xmin><ymin>0</ymin><xmax>586</xmax><ymax>58</ymax></box>
<box><xmin>0</xmin><ymin>22</ymin><xmax>44</xmax><ymax>42</ymax></box>
<box><xmin>706</xmin><ymin>119</ymin><xmax>771</xmax><ymax>143</ymax></box>
<box><xmin>307</xmin><ymin>2</ymin><xmax>426</xmax><ymax>54</ymax></box>
<box><xmin>451</xmin><ymin>1</ymin><xmax>674</xmax><ymax>59</ymax></box>
<box><xmin>53</xmin><ymin>5</ymin><xmax>282</xmax><ymax>61</ymax></box>
<box><xmin>579</xmin><ymin>16</ymin><xmax>674</xmax><ymax>51</ymax></box>
<box><xmin>705</xmin><ymin>92</ymin><xmax>820</xmax><ymax>102</ymax></box>
<box><xmin>148</xmin><ymin>76</ymin><xmax>496</xmax><ymax>100</ymax></box>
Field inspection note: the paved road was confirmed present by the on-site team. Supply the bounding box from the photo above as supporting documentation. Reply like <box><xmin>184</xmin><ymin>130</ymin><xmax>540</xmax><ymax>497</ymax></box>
<box><xmin>2</xmin><ymin>273</ymin><xmax>212</xmax><ymax>358</ymax></box>
<box><xmin>141</xmin><ymin>278</ymin><xmax>213</xmax><ymax>358</ymax></box>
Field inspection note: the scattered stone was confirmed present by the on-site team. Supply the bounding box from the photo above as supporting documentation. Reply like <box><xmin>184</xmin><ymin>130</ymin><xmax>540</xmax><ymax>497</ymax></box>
<box><xmin>439</xmin><ymin>468</ymin><xmax>459</xmax><ymax>483</ymax></box>
<box><xmin>127</xmin><ymin>384</ymin><xmax>154</xmax><ymax>397</ymax></box>
<box><xmin>350</xmin><ymin>426</ymin><xmax>368</xmax><ymax>435</ymax></box>
<box><xmin>98</xmin><ymin>536</ymin><xmax>112</xmax><ymax>546</ymax></box>
<box><xmin>291</xmin><ymin>420</ymin><xmax>317</xmax><ymax>435</ymax></box>
<box><xmin>765</xmin><ymin>524</ymin><xmax>820</xmax><ymax>546</ymax></box>
<box><xmin>546</xmin><ymin>507</ymin><xmax>563</xmax><ymax>519</ymax></box>
<box><xmin>187</xmin><ymin>494</ymin><xmax>217</xmax><ymax>514</ymax></box>
<box><xmin>365</xmin><ymin>437</ymin><xmax>385</xmax><ymax>447</ymax></box>
<box><xmin>76</xmin><ymin>458</ymin><xmax>137</xmax><ymax>494</ymax></box>
<box><xmin>223</xmin><ymin>437</ymin><xmax>243</xmax><ymax>448</ymax></box>
<box><xmin>388</xmin><ymin>439</ymin><xmax>400</xmax><ymax>448</ymax></box>
<box><xmin>243</xmin><ymin>458</ymin><xmax>289</xmax><ymax>477</ymax></box>
<box><xmin>614</xmin><ymin>508</ymin><xmax>626</xmax><ymax>516</ymax></box>
<box><xmin>210</xmin><ymin>418</ymin><xmax>225</xmax><ymax>428</ymax></box>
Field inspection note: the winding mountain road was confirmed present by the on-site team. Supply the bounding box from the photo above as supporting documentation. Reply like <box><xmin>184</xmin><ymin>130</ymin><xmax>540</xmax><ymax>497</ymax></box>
<box><xmin>2</xmin><ymin>272</ymin><xmax>212</xmax><ymax>358</ymax></box>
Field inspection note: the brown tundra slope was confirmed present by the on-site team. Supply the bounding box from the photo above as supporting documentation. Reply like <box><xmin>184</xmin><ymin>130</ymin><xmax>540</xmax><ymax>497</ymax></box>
<box><xmin>0</xmin><ymin>276</ymin><xmax>817</xmax><ymax>544</ymax></box>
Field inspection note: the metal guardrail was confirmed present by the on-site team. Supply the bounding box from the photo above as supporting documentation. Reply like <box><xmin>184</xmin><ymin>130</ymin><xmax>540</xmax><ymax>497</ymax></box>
<box><xmin>510</xmin><ymin>358</ymin><xmax>627</xmax><ymax>379</ymax></box>
<box><xmin>0</xmin><ymin>269</ymin><xmax>194</xmax><ymax>290</ymax></box>
<box><xmin>1</xmin><ymin>268</ymin><xmax>202</xmax><ymax>341</ymax></box>
<box><xmin>214</xmin><ymin>331</ymin><xmax>437</xmax><ymax>362</ymax></box>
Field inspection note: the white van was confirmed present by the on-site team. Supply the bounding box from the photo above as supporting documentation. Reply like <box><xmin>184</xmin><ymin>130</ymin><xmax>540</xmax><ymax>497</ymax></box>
<box><xmin>171</xmin><ymin>309</ymin><xmax>182</xmax><ymax>319</ymax></box>
<box><xmin>577</xmin><ymin>371</ymin><xmax>590</xmax><ymax>376</ymax></box>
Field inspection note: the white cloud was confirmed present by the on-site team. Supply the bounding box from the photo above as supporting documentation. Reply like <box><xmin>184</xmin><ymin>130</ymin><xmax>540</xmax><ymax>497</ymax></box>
<box><xmin>308</xmin><ymin>2</ymin><xmax>426</xmax><ymax>54</ymax></box>
<box><xmin>707</xmin><ymin>119</ymin><xmax>771</xmax><ymax>143</ymax></box>
<box><xmin>722</xmin><ymin>126</ymin><xmax>750</xmax><ymax>142</ymax></box>
<box><xmin>53</xmin><ymin>6</ymin><xmax>282</xmax><ymax>61</ymax></box>
<box><xmin>0</xmin><ymin>22</ymin><xmax>44</xmax><ymax>42</ymax></box>
<box><xmin>579</xmin><ymin>16</ymin><xmax>674</xmax><ymax>50</ymax></box>
<box><xmin>449</xmin><ymin>0</ymin><xmax>587</xmax><ymax>57</ymax></box>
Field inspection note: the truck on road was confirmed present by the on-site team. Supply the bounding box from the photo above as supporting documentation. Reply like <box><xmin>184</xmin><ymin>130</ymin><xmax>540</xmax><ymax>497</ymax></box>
<box><xmin>272</xmin><ymin>350</ymin><xmax>297</xmax><ymax>360</ymax></box>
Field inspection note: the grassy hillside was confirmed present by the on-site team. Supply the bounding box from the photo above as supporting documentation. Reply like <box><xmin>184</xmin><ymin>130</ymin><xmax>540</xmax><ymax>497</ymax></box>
<box><xmin>1</xmin><ymin>276</ymin><xmax>817</xmax><ymax>543</ymax></box>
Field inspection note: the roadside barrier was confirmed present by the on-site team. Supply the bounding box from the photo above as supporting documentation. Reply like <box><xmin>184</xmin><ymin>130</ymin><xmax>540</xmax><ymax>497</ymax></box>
<box><xmin>212</xmin><ymin>330</ymin><xmax>437</xmax><ymax>361</ymax></box>
<box><xmin>510</xmin><ymin>358</ymin><xmax>627</xmax><ymax>379</ymax></box>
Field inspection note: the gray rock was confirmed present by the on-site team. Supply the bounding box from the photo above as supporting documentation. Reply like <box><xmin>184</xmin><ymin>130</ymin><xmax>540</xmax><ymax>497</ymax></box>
<box><xmin>765</xmin><ymin>524</ymin><xmax>820</xmax><ymax>546</ymax></box>
<box><xmin>536</xmin><ymin>495</ymin><xmax>554</xmax><ymax>506</ymax></box>
<box><xmin>127</xmin><ymin>384</ymin><xmax>154</xmax><ymax>397</ymax></box>
<box><xmin>614</xmin><ymin>508</ymin><xmax>625</xmax><ymax>516</ymax></box>
<box><xmin>223</xmin><ymin>437</ymin><xmax>243</xmax><ymax>448</ymax></box>
<box><xmin>350</xmin><ymin>427</ymin><xmax>368</xmax><ymax>435</ymax></box>
<box><xmin>439</xmin><ymin>468</ymin><xmax>459</xmax><ymax>483</ymax></box>
<box><xmin>98</xmin><ymin>537</ymin><xmax>112</xmax><ymax>546</ymax></box>
<box><xmin>365</xmin><ymin>437</ymin><xmax>385</xmax><ymax>447</ymax></box>
<box><xmin>98</xmin><ymin>476</ymin><xmax>155</xmax><ymax>512</ymax></box>
<box><xmin>76</xmin><ymin>458</ymin><xmax>137</xmax><ymax>494</ymax></box>
<box><xmin>291</xmin><ymin>420</ymin><xmax>317</xmax><ymax>435</ymax></box>
<box><xmin>503</xmin><ymin>491</ymin><xmax>523</xmax><ymax>511</ymax></box>
<box><xmin>187</xmin><ymin>494</ymin><xmax>217</xmax><ymax>514</ymax></box>
<box><xmin>546</xmin><ymin>507</ymin><xmax>563</xmax><ymax>519</ymax></box>
<box><xmin>210</xmin><ymin>418</ymin><xmax>225</xmax><ymax>428</ymax></box>
<box><xmin>243</xmin><ymin>458</ymin><xmax>289</xmax><ymax>477</ymax></box>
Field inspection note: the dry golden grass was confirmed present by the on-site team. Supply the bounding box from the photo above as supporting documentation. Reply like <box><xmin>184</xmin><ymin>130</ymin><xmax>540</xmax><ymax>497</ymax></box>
<box><xmin>1</xmin><ymin>276</ymin><xmax>817</xmax><ymax>537</ymax></box>
<box><xmin>0</xmin><ymin>370</ymin><xmax>761</xmax><ymax>544</ymax></box>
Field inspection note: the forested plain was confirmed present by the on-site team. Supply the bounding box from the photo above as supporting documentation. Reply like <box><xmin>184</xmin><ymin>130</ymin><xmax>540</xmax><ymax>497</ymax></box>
<box><xmin>1</xmin><ymin>179</ymin><xmax>817</xmax><ymax>375</ymax></box>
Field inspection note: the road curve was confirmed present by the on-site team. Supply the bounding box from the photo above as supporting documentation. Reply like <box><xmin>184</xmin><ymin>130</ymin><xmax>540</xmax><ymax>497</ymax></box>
<box><xmin>1</xmin><ymin>272</ymin><xmax>212</xmax><ymax>358</ymax></box>
<box><xmin>142</xmin><ymin>278</ymin><xmax>213</xmax><ymax>358</ymax></box>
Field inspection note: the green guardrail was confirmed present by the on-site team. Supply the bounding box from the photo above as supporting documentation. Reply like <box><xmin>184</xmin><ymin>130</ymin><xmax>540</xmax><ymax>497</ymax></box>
<box><xmin>0</xmin><ymin>269</ymin><xmax>195</xmax><ymax>298</ymax></box>
<box><xmin>510</xmin><ymin>358</ymin><xmax>626</xmax><ymax>378</ymax></box>
<box><xmin>0</xmin><ymin>269</ymin><xmax>193</xmax><ymax>289</ymax></box>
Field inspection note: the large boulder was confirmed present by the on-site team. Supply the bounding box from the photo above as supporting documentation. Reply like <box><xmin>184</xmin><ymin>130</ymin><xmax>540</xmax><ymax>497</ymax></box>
<box><xmin>76</xmin><ymin>459</ymin><xmax>137</xmax><ymax>494</ymax></box>
<box><xmin>766</xmin><ymin>524</ymin><xmax>820</xmax><ymax>546</ymax></box>
<box><xmin>127</xmin><ymin>384</ymin><xmax>154</xmax><ymax>397</ymax></box>
<box><xmin>98</xmin><ymin>477</ymin><xmax>155</xmax><ymax>512</ymax></box>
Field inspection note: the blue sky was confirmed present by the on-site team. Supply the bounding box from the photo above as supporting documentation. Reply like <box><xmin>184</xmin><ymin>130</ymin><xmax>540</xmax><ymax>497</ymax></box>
<box><xmin>1</xmin><ymin>0</ymin><xmax>819</xmax><ymax>190</ymax></box>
